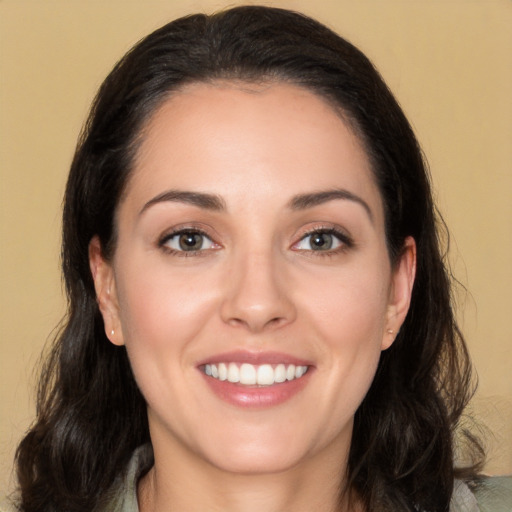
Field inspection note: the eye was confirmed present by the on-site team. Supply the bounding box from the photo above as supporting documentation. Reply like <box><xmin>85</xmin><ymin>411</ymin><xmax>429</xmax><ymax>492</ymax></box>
<box><xmin>293</xmin><ymin>229</ymin><xmax>349</xmax><ymax>252</ymax></box>
<box><xmin>160</xmin><ymin>230</ymin><xmax>216</xmax><ymax>253</ymax></box>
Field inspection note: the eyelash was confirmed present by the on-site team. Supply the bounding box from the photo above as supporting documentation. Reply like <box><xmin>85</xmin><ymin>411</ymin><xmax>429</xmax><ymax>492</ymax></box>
<box><xmin>292</xmin><ymin>227</ymin><xmax>354</xmax><ymax>256</ymax></box>
<box><xmin>157</xmin><ymin>226</ymin><xmax>354</xmax><ymax>257</ymax></box>
<box><xmin>158</xmin><ymin>228</ymin><xmax>218</xmax><ymax>257</ymax></box>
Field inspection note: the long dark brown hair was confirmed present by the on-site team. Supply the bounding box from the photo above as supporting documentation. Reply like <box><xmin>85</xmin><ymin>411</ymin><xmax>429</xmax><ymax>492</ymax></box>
<box><xmin>15</xmin><ymin>6</ymin><xmax>483</xmax><ymax>511</ymax></box>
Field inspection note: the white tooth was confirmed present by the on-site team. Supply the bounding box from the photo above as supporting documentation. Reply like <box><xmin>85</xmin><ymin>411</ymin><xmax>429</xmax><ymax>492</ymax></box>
<box><xmin>239</xmin><ymin>363</ymin><xmax>257</xmax><ymax>385</ymax></box>
<box><xmin>274</xmin><ymin>364</ymin><xmax>286</xmax><ymax>383</ymax></box>
<box><xmin>257</xmin><ymin>364</ymin><xmax>275</xmax><ymax>386</ymax></box>
<box><xmin>218</xmin><ymin>362</ymin><xmax>227</xmax><ymax>381</ymax></box>
<box><xmin>211</xmin><ymin>364</ymin><xmax>219</xmax><ymax>378</ymax></box>
<box><xmin>227</xmin><ymin>362</ymin><xmax>240</xmax><ymax>383</ymax></box>
<box><xmin>296</xmin><ymin>365</ymin><xmax>308</xmax><ymax>378</ymax></box>
<box><xmin>286</xmin><ymin>364</ymin><xmax>296</xmax><ymax>381</ymax></box>
<box><xmin>205</xmin><ymin>364</ymin><xmax>212</xmax><ymax>376</ymax></box>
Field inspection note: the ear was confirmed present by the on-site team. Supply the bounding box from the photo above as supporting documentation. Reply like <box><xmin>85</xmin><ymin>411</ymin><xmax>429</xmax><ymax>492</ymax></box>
<box><xmin>382</xmin><ymin>236</ymin><xmax>416</xmax><ymax>350</ymax></box>
<box><xmin>89</xmin><ymin>236</ymin><xmax>124</xmax><ymax>346</ymax></box>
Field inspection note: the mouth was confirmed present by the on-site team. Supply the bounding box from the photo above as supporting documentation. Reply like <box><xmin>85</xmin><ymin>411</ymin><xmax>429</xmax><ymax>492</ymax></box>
<box><xmin>198</xmin><ymin>352</ymin><xmax>313</xmax><ymax>408</ymax></box>
<box><xmin>202</xmin><ymin>362</ymin><xmax>309</xmax><ymax>386</ymax></box>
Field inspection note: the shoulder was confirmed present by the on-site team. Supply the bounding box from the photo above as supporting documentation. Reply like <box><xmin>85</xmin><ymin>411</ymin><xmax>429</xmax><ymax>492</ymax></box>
<box><xmin>451</xmin><ymin>479</ymin><xmax>481</xmax><ymax>512</ymax></box>
<box><xmin>451</xmin><ymin>477</ymin><xmax>512</xmax><ymax>512</ymax></box>
<box><xmin>95</xmin><ymin>444</ymin><xmax>153</xmax><ymax>512</ymax></box>
<box><xmin>1</xmin><ymin>446</ymin><xmax>153</xmax><ymax>512</ymax></box>
<box><xmin>474</xmin><ymin>476</ymin><xmax>512</xmax><ymax>512</ymax></box>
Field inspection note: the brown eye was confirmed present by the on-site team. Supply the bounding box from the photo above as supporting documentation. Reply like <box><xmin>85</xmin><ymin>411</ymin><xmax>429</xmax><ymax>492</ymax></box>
<box><xmin>178</xmin><ymin>232</ymin><xmax>204</xmax><ymax>251</ymax></box>
<box><xmin>294</xmin><ymin>230</ymin><xmax>344</xmax><ymax>252</ymax></box>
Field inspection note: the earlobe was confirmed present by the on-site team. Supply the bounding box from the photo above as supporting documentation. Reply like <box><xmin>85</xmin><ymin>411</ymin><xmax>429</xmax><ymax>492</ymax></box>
<box><xmin>382</xmin><ymin>236</ymin><xmax>416</xmax><ymax>350</ymax></box>
<box><xmin>88</xmin><ymin>236</ymin><xmax>124</xmax><ymax>346</ymax></box>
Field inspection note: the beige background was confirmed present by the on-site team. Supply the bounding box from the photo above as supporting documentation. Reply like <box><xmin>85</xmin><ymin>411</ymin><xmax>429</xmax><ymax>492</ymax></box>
<box><xmin>1</xmin><ymin>0</ymin><xmax>511</xmax><ymax>495</ymax></box>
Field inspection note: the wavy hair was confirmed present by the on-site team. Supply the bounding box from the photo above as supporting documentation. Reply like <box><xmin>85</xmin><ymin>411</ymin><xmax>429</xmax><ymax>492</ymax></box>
<box><xmin>15</xmin><ymin>6</ymin><xmax>483</xmax><ymax>511</ymax></box>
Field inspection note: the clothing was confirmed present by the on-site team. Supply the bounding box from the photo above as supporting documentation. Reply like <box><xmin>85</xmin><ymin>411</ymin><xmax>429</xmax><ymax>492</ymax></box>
<box><xmin>2</xmin><ymin>446</ymin><xmax>511</xmax><ymax>511</ymax></box>
<box><xmin>99</xmin><ymin>445</ymin><xmax>512</xmax><ymax>512</ymax></box>
<box><xmin>99</xmin><ymin>444</ymin><xmax>153</xmax><ymax>512</ymax></box>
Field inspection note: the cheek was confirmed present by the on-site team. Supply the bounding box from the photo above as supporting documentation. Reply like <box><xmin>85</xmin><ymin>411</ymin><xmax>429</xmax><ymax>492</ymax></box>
<box><xmin>114</xmin><ymin>263</ymin><xmax>220</xmax><ymax>358</ymax></box>
<box><xmin>296</xmin><ymin>263</ymin><xmax>389</xmax><ymax>408</ymax></box>
<box><xmin>310</xmin><ymin>285</ymin><xmax>386</xmax><ymax>391</ymax></box>
<box><xmin>113</xmin><ymin>266</ymin><xmax>224</xmax><ymax>425</ymax></box>
<box><xmin>299</xmin><ymin>262</ymin><xmax>390</xmax><ymax>348</ymax></box>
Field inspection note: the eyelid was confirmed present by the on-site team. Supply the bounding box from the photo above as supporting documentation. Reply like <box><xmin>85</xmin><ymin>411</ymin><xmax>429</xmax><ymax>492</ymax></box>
<box><xmin>291</xmin><ymin>224</ymin><xmax>354</xmax><ymax>252</ymax></box>
<box><xmin>156</xmin><ymin>222</ymin><xmax>353</xmax><ymax>256</ymax></box>
<box><xmin>157</xmin><ymin>222</ymin><xmax>219</xmax><ymax>243</ymax></box>
<box><xmin>157</xmin><ymin>225</ymin><xmax>221</xmax><ymax>255</ymax></box>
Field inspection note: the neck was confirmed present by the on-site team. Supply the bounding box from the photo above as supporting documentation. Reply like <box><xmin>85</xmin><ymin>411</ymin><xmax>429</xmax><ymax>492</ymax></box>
<box><xmin>137</xmin><ymin>439</ymin><xmax>361</xmax><ymax>512</ymax></box>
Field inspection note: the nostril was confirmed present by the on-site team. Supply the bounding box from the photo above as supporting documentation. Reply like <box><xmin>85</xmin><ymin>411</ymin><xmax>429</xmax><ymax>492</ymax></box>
<box><xmin>225</xmin><ymin>314</ymin><xmax>288</xmax><ymax>333</ymax></box>
<box><xmin>267</xmin><ymin>316</ymin><xmax>286</xmax><ymax>327</ymax></box>
<box><xmin>219</xmin><ymin>264</ymin><xmax>297</xmax><ymax>332</ymax></box>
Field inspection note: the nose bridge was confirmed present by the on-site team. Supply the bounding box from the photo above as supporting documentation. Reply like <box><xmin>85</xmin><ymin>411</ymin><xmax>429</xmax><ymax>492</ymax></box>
<box><xmin>220</xmin><ymin>243</ymin><xmax>295</xmax><ymax>332</ymax></box>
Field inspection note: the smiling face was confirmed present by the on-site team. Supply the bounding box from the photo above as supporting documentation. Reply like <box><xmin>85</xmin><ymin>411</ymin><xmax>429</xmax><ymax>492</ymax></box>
<box><xmin>90</xmin><ymin>81</ymin><xmax>415</xmax><ymax>477</ymax></box>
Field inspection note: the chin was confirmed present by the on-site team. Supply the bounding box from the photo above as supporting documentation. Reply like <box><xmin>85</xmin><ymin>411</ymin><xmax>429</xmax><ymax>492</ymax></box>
<box><xmin>206</xmin><ymin>447</ymin><xmax>303</xmax><ymax>475</ymax></box>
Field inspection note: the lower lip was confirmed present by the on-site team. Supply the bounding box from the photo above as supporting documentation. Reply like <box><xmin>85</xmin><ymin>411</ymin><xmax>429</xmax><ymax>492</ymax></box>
<box><xmin>201</xmin><ymin>370</ymin><xmax>312</xmax><ymax>408</ymax></box>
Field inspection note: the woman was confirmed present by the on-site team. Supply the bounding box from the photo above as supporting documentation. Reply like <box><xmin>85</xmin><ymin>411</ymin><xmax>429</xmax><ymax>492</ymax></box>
<box><xmin>11</xmin><ymin>5</ymin><xmax>501</xmax><ymax>512</ymax></box>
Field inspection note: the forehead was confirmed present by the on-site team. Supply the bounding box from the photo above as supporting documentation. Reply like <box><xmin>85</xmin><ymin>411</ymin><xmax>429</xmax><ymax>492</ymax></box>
<box><xmin>123</xmin><ymin>81</ymin><xmax>383</xmax><ymax>220</ymax></box>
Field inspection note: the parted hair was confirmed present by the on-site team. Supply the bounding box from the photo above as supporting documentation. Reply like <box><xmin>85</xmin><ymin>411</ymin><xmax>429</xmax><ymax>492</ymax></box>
<box><xmin>15</xmin><ymin>6</ymin><xmax>482</xmax><ymax>511</ymax></box>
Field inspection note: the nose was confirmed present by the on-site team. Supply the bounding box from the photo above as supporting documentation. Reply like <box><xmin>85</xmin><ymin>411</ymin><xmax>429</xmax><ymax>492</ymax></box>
<box><xmin>220</xmin><ymin>249</ymin><xmax>296</xmax><ymax>333</ymax></box>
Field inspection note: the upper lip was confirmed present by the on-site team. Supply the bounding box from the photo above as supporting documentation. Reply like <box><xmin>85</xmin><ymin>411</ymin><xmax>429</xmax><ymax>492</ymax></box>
<box><xmin>196</xmin><ymin>350</ymin><xmax>314</xmax><ymax>367</ymax></box>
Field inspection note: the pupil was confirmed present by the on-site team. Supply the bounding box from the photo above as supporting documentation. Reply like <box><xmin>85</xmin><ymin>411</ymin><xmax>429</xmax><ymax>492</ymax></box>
<box><xmin>312</xmin><ymin>233</ymin><xmax>332</xmax><ymax>250</ymax></box>
<box><xmin>179</xmin><ymin>233</ymin><xmax>202</xmax><ymax>251</ymax></box>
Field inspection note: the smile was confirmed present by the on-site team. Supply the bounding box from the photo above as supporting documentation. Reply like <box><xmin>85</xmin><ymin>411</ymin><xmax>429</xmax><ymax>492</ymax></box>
<box><xmin>203</xmin><ymin>362</ymin><xmax>309</xmax><ymax>386</ymax></box>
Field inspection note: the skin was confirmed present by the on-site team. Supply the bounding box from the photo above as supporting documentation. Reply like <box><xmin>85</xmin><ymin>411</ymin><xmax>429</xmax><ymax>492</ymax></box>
<box><xmin>89</xmin><ymin>81</ymin><xmax>416</xmax><ymax>512</ymax></box>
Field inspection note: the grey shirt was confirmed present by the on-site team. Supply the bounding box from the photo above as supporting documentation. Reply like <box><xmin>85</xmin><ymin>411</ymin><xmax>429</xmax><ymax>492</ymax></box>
<box><xmin>3</xmin><ymin>445</ymin><xmax>511</xmax><ymax>511</ymax></box>
<box><xmin>99</xmin><ymin>445</ymin><xmax>512</xmax><ymax>512</ymax></box>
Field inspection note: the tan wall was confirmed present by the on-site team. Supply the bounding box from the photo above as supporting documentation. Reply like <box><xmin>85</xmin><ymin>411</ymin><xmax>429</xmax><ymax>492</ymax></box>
<box><xmin>1</xmin><ymin>0</ymin><xmax>511</xmax><ymax>495</ymax></box>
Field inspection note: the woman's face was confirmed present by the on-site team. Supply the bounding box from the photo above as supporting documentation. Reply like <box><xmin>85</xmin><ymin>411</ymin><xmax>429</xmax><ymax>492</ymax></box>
<box><xmin>91</xmin><ymin>81</ymin><xmax>415</xmax><ymax>476</ymax></box>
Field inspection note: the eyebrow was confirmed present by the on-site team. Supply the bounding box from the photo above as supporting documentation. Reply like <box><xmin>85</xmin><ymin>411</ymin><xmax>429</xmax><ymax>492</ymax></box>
<box><xmin>288</xmin><ymin>189</ymin><xmax>373</xmax><ymax>222</ymax></box>
<box><xmin>139</xmin><ymin>190</ymin><xmax>226</xmax><ymax>215</ymax></box>
<box><xmin>139</xmin><ymin>187</ymin><xmax>372</xmax><ymax>221</ymax></box>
